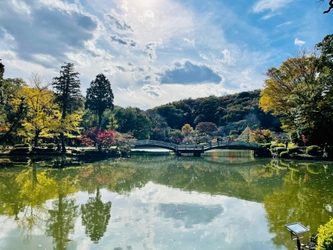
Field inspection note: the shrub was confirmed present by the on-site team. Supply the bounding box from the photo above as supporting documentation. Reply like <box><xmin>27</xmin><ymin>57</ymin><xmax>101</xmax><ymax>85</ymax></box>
<box><xmin>288</xmin><ymin>146</ymin><xmax>299</xmax><ymax>154</ymax></box>
<box><xmin>271</xmin><ymin>143</ymin><xmax>285</xmax><ymax>149</ymax></box>
<box><xmin>14</xmin><ymin>143</ymin><xmax>30</xmax><ymax>148</ymax></box>
<box><xmin>229</xmin><ymin>129</ymin><xmax>239</xmax><ymax>137</ymax></box>
<box><xmin>306</xmin><ymin>145</ymin><xmax>320</xmax><ymax>156</ymax></box>
<box><xmin>9</xmin><ymin>147</ymin><xmax>30</xmax><ymax>155</ymax></box>
<box><xmin>272</xmin><ymin>147</ymin><xmax>287</xmax><ymax>154</ymax></box>
<box><xmin>290</xmin><ymin>131</ymin><xmax>299</xmax><ymax>144</ymax></box>
<box><xmin>317</xmin><ymin>218</ymin><xmax>333</xmax><ymax>250</ymax></box>
<box><xmin>280</xmin><ymin>151</ymin><xmax>289</xmax><ymax>158</ymax></box>
<box><xmin>45</xmin><ymin>143</ymin><xmax>56</xmax><ymax>149</ymax></box>
<box><xmin>260</xmin><ymin>143</ymin><xmax>271</xmax><ymax>149</ymax></box>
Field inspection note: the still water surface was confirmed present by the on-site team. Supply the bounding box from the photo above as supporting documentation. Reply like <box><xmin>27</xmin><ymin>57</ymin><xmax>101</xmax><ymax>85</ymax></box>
<box><xmin>0</xmin><ymin>150</ymin><xmax>332</xmax><ymax>250</ymax></box>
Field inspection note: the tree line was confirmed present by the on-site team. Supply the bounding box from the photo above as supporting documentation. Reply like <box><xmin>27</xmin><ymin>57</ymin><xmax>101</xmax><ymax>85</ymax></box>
<box><xmin>0</xmin><ymin>60</ymin><xmax>279</xmax><ymax>151</ymax></box>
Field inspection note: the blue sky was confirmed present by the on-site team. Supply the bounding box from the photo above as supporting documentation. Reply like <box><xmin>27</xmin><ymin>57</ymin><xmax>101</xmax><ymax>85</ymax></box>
<box><xmin>1</xmin><ymin>0</ymin><xmax>333</xmax><ymax>110</ymax></box>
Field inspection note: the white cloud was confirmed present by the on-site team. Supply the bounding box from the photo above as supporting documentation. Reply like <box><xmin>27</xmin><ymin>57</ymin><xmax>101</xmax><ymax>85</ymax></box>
<box><xmin>141</xmin><ymin>84</ymin><xmax>165</xmax><ymax>99</ymax></box>
<box><xmin>294</xmin><ymin>38</ymin><xmax>306</xmax><ymax>46</ymax></box>
<box><xmin>143</xmin><ymin>10</ymin><xmax>155</xmax><ymax>18</ymax></box>
<box><xmin>0</xmin><ymin>0</ymin><xmax>329</xmax><ymax>110</ymax></box>
<box><xmin>184</xmin><ymin>38</ymin><xmax>195</xmax><ymax>46</ymax></box>
<box><xmin>221</xmin><ymin>49</ymin><xmax>236</xmax><ymax>66</ymax></box>
<box><xmin>161</xmin><ymin>60</ymin><xmax>222</xmax><ymax>85</ymax></box>
<box><xmin>38</xmin><ymin>0</ymin><xmax>80</xmax><ymax>13</ymax></box>
<box><xmin>253</xmin><ymin>0</ymin><xmax>293</xmax><ymax>13</ymax></box>
<box><xmin>276</xmin><ymin>21</ymin><xmax>292</xmax><ymax>27</ymax></box>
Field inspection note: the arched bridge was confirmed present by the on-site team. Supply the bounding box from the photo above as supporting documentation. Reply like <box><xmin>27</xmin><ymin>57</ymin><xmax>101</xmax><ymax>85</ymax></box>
<box><xmin>134</xmin><ymin>140</ymin><xmax>271</xmax><ymax>157</ymax></box>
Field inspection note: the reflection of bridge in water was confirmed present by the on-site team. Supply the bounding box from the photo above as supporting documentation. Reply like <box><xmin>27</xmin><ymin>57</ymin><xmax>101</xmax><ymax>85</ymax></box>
<box><xmin>134</xmin><ymin>140</ymin><xmax>271</xmax><ymax>157</ymax></box>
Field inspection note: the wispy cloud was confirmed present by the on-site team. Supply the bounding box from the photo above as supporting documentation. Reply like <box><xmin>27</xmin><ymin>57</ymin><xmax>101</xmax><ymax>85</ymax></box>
<box><xmin>253</xmin><ymin>0</ymin><xmax>293</xmax><ymax>13</ymax></box>
<box><xmin>294</xmin><ymin>38</ymin><xmax>306</xmax><ymax>46</ymax></box>
<box><xmin>276</xmin><ymin>21</ymin><xmax>292</xmax><ymax>27</ymax></box>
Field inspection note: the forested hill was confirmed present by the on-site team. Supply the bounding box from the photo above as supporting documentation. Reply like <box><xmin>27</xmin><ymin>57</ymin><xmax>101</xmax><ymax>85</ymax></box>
<box><xmin>151</xmin><ymin>89</ymin><xmax>281</xmax><ymax>132</ymax></box>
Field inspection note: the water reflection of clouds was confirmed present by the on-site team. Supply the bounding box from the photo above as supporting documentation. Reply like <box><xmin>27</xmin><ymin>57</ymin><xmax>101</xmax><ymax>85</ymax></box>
<box><xmin>0</xmin><ymin>182</ymin><xmax>279</xmax><ymax>250</ymax></box>
<box><xmin>159</xmin><ymin>203</ymin><xmax>224</xmax><ymax>229</ymax></box>
<box><xmin>97</xmin><ymin>182</ymin><xmax>278</xmax><ymax>249</ymax></box>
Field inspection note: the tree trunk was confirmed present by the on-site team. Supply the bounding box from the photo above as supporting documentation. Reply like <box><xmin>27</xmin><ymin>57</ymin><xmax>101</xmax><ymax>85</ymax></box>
<box><xmin>33</xmin><ymin>131</ymin><xmax>40</xmax><ymax>148</ymax></box>
<box><xmin>98</xmin><ymin>113</ymin><xmax>102</xmax><ymax>128</ymax></box>
<box><xmin>60</xmin><ymin>132</ymin><xmax>66</xmax><ymax>153</ymax></box>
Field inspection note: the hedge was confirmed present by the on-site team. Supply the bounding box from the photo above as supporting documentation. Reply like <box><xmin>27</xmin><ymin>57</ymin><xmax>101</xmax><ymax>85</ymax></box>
<box><xmin>306</xmin><ymin>145</ymin><xmax>320</xmax><ymax>156</ymax></box>
<box><xmin>280</xmin><ymin>151</ymin><xmax>289</xmax><ymax>158</ymax></box>
<box><xmin>287</xmin><ymin>146</ymin><xmax>299</xmax><ymax>154</ymax></box>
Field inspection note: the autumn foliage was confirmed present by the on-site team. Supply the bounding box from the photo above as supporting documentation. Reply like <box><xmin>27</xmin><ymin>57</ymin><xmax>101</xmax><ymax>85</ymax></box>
<box><xmin>195</xmin><ymin>122</ymin><xmax>218</xmax><ymax>135</ymax></box>
<box><xmin>80</xmin><ymin>127</ymin><xmax>115</xmax><ymax>149</ymax></box>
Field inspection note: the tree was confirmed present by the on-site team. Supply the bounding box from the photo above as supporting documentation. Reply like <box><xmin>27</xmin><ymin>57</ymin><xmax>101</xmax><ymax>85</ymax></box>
<box><xmin>193</xmin><ymin>114</ymin><xmax>205</xmax><ymax>126</ymax></box>
<box><xmin>1</xmin><ymin>96</ymin><xmax>29</xmax><ymax>144</ymax></box>
<box><xmin>195</xmin><ymin>122</ymin><xmax>218</xmax><ymax>135</ymax></box>
<box><xmin>0</xmin><ymin>59</ymin><xmax>4</xmax><ymax>80</ymax></box>
<box><xmin>18</xmin><ymin>73</ymin><xmax>59</xmax><ymax>147</ymax></box>
<box><xmin>85</xmin><ymin>74</ymin><xmax>114</xmax><ymax>127</ymax></box>
<box><xmin>52</xmin><ymin>63</ymin><xmax>81</xmax><ymax>153</ymax></box>
<box><xmin>260</xmin><ymin>35</ymin><xmax>333</xmax><ymax>145</ymax></box>
<box><xmin>0</xmin><ymin>60</ymin><xmax>5</xmax><ymax>128</ymax></box>
<box><xmin>168</xmin><ymin>129</ymin><xmax>182</xmax><ymax>143</ymax></box>
<box><xmin>236</xmin><ymin>126</ymin><xmax>251</xmax><ymax>142</ymax></box>
<box><xmin>0</xmin><ymin>59</ymin><xmax>4</xmax><ymax>108</ymax></box>
<box><xmin>115</xmin><ymin>107</ymin><xmax>140</xmax><ymax>133</ymax></box>
<box><xmin>146</xmin><ymin>110</ymin><xmax>168</xmax><ymax>141</ymax></box>
<box><xmin>80</xmin><ymin>127</ymin><xmax>115</xmax><ymax>151</ymax></box>
<box><xmin>115</xmin><ymin>107</ymin><xmax>152</xmax><ymax>139</ymax></box>
<box><xmin>106</xmin><ymin>114</ymin><xmax>118</xmax><ymax>130</ymax></box>
<box><xmin>132</xmin><ymin>113</ymin><xmax>152</xmax><ymax>140</ymax></box>
<box><xmin>312</xmin><ymin>34</ymin><xmax>333</xmax><ymax>144</ymax></box>
<box><xmin>113</xmin><ymin>131</ymin><xmax>136</xmax><ymax>145</ymax></box>
<box><xmin>250</xmin><ymin>129</ymin><xmax>272</xmax><ymax>143</ymax></box>
<box><xmin>0</xmin><ymin>78</ymin><xmax>28</xmax><ymax>144</ymax></box>
<box><xmin>181</xmin><ymin>124</ymin><xmax>193</xmax><ymax>137</ymax></box>
<box><xmin>259</xmin><ymin>52</ymin><xmax>323</xmax><ymax>144</ymax></box>
<box><xmin>154</xmin><ymin>104</ymin><xmax>184</xmax><ymax>129</ymax></box>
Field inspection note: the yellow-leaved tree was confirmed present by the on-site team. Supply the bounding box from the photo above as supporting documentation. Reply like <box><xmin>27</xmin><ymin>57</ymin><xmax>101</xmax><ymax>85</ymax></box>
<box><xmin>181</xmin><ymin>123</ymin><xmax>193</xmax><ymax>137</ymax></box>
<box><xmin>259</xmin><ymin>53</ymin><xmax>320</xmax><ymax>135</ymax></box>
<box><xmin>57</xmin><ymin>110</ymin><xmax>84</xmax><ymax>145</ymax></box>
<box><xmin>14</xmin><ymin>73</ymin><xmax>60</xmax><ymax>147</ymax></box>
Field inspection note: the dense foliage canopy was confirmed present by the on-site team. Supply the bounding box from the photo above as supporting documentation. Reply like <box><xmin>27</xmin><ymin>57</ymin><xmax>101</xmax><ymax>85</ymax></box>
<box><xmin>260</xmin><ymin>34</ymin><xmax>333</xmax><ymax>145</ymax></box>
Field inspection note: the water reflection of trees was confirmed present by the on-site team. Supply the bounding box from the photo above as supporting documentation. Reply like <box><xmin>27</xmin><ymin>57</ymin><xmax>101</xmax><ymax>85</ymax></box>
<box><xmin>46</xmin><ymin>172</ymin><xmax>79</xmax><ymax>250</ymax></box>
<box><xmin>81</xmin><ymin>187</ymin><xmax>111</xmax><ymax>243</ymax></box>
<box><xmin>0</xmin><ymin>157</ymin><xmax>332</xmax><ymax>249</ymax></box>
<box><xmin>0</xmin><ymin>162</ymin><xmax>113</xmax><ymax>247</ymax></box>
<box><xmin>263</xmin><ymin>160</ymin><xmax>333</xmax><ymax>249</ymax></box>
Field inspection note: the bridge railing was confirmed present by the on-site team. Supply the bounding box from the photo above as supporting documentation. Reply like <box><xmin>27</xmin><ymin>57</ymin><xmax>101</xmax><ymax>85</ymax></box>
<box><xmin>135</xmin><ymin>140</ymin><xmax>262</xmax><ymax>151</ymax></box>
<box><xmin>176</xmin><ymin>144</ymin><xmax>204</xmax><ymax>151</ymax></box>
<box><xmin>135</xmin><ymin>140</ymin><xmax>177</xmax><ymax>150</ymax></box>
<box><xmin>203</xmin><ymin>141</ymin><xmax>262</xmax><ymax>150</ymax></box>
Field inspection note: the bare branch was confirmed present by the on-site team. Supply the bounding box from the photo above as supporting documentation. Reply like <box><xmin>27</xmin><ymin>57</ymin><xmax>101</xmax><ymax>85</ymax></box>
<box><xmin>323</xmin><ymin>0</ymin><xmax>333</xmax><ymax>13</ymax></box>
<box><xmin>29</xmin><ymin>72</ymin><xmax>51</xmax><ymax>91</ymax></box>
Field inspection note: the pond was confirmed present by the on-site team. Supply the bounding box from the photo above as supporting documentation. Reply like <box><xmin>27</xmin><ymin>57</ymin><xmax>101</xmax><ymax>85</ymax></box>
<box><xmin>0</xmin><ymin>150</ymin><xmax>332</xmax><ymax>250</ymax></box>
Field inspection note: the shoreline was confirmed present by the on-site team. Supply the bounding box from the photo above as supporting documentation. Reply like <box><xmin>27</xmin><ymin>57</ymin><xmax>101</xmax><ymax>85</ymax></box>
<box><xmin>0</xmin><ymin>151</ymin><xmax>332</xmax><ymax>163</ymax></box>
